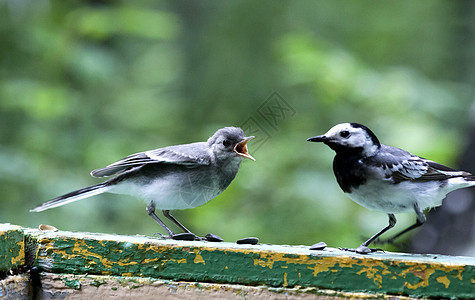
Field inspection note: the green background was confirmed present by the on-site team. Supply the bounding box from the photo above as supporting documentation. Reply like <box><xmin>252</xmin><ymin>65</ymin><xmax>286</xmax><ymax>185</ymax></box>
<box><xmin>1</xmin><ymin>0</ymin><xmax>474</xmax><ymax>255</ymax></box>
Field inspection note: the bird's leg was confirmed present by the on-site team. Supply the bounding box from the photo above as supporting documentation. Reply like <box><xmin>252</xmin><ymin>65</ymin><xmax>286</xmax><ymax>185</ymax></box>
<box><xmin>341</xmin><ymin>214</ymin><xmax>396</xmax><ymax>254</ymax></box>
<box><xmin>146</xmin><ymin>205</ymin><xmax>176</xmax><ymax>237</ymax></box>
<box><xmin>162</xmin><ymin>210</ymin><xmax>193</xmax><ymax>233</ymax></box>
<box><xmin>161</xmin><ymin>210</ymin><xmax>201</xmax><ymax>241</ymax></box>
<box><xmin>361</xmin><ymin>213</ymin><xmax>397</xmax><ymax>247</ymax></box>
<box><xmin>377</xmin><ymin>203</ymin><xmax>426</xmax><ymax>245</ymax></box>
<box><xmin>163</xmin><ymin>210</ymin><xmax>223</xmax><ymax>242</ymax></box>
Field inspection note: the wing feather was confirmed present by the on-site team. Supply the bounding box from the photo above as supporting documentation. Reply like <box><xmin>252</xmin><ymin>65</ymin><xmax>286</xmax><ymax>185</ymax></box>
<box><xmin>368</xmin><ymin>145</ymin><xmax>471</xmax><ymax>183</ymax></box>
<box><xmin>91</xmin><ymin>142</ymin><xmax>211</xmax><ymax>177</ymax></box>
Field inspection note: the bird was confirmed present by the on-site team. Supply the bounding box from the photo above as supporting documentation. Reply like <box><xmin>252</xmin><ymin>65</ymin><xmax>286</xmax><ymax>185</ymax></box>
<box><xmin>307</xmin><ymin>122</ymin><xmax>475</xmax><ymax>254</ymax></box>
<box><xmin>31</xmin><ymin>127</ymin><xmax>255</xmax><ymax>241</ymax></box>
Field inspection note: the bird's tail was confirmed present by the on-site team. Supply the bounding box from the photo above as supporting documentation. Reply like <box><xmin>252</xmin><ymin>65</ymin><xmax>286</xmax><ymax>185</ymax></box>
<box><xmin>30</xmin><ymin>183</ymin><xmax>111</xmax><ymax>212</ymax></box>
<box><xmin>461</xmin><ymin>175</ymin><xmax>475</xmax><ymax>189</ymax></box>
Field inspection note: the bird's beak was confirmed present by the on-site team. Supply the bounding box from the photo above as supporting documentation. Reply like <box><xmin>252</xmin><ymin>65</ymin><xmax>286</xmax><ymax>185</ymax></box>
<box><xmin>235</xmin><ymin>136</ymin><xmax>255</xmax><ymax>161</ymax></box>
<box><xmin>307</xmin><ymin>135</ymin><xmax>327</xmax><ymax>142</ymax></box>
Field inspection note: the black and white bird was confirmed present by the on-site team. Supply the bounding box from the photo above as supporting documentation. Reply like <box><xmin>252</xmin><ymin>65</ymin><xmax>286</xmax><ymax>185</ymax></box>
<box><xmin>307</xmin><ymin>123</ymin><xmax>475</xmax><ymax>254</ymax></box>
<box><xmin>31</xmin><ymin>127</ymin><xmax>255</xmax><ymax>241</ymax></box>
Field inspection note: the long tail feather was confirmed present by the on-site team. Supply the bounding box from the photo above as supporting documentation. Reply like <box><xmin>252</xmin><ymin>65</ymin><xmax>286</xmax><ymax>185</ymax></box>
<box><xmin>30</xmin><ymin>183</ymin><xmax>111</xmax><ymax>212</ymax></box>
<box><xmin>466</xmin><ymin>175</ymin><xmax>475</xmax><ymax>181</ymax></box>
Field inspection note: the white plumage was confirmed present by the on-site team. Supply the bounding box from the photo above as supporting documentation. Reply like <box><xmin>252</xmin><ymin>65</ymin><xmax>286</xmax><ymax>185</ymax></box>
<box><xmin>308</xmin><ymin>122</ymin><xmax>475</xmax><ymax>254</ymax></box>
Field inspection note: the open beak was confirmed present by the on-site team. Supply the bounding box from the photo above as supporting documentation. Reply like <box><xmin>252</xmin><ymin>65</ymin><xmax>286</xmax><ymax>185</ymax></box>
<box><xmin>234</xmin><ymin>136</ymin><xmax>255</xmax><ymax>161</ymax></box>
<box><xmin>307</xmin><ymin>135</ymin><xmax>327</xmax><ymax>142</ymax></box>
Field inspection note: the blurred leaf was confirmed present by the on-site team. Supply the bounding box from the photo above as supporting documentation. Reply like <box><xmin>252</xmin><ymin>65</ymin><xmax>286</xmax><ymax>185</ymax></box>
<box><xmin>69</xmin><ymin>6</ymin><xmax>179</xmax><ymax>40</ymax></box>
<box><xmin>0</xmin><ymin>0</ymin><xmax>473</xmax><ymax>256</ymax></box>
<box><xmin>1</xmin><ymin>79</ymin><xmax>72</xmax><ymax>120</ymax></box>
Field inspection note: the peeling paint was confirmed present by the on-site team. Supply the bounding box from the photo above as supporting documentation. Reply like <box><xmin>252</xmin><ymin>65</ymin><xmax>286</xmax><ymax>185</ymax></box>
<box><xmin>436</xmin><ymin>276</ymin><xmax>450</xmax><ymax>288</ymax></box>
<box><xmin>399</xmin><ymin>264</ymin><xmax>435</xmax><ymax>290</ymax></box>
<box><xmin>23</xmin><ymin>229</ymin><xmax>475</xmax><ymax>299</ymax></box>
<box><xmin>0</xmin><ymin>224</ymin><xmax>25</xmax><ymax>271</ymax></box>
<box><xmin>64</xmin><ymin>278</ymin><xmax>81</xmax><ymax>290</ymax></box>
<box><xmin>193</xmin><ymin>250</ymin><xmax>205</xmax><ymax>264</ymax></box>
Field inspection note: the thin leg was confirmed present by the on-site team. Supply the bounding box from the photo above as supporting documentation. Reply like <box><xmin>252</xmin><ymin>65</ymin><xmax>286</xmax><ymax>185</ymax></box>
<box><xmin>361</xmin><ymin>213</ymin><xmax>397</xmax><ymax>247</ymax></box>
<box><xmin>163</xmin><ymin>210</ymin><xmax>223</xmax><ymax>242</ymax></box>
<box><xmin>146</xmin><ymin>205</ymin><xmax>175</xmax><ymax>236</ymax></box>
<box><xmin>163</xmin><ymin>210</ymin><xmax>192</xmax><ymax>234</ymax></box>
<box><xmin>342</xmin><ymin>214</ymin><xmax>396</xmax><ymax>254</ymax></box>
<box><xmin>382</xmin><ymin>203</ymin><xmax>426</xmax><ymax>244</ymax></box>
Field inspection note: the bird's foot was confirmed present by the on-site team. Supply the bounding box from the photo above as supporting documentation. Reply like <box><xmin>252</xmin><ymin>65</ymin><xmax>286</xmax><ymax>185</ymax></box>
<box><xmin>339</xmin><ymin>245</ymin><xmax>385</xmax><ymax>254</ymax></box>
<box><xmin>154</xmin><ymin>232</ymin><xmax>167</xmax><ymax>238</ymax></box>
<box><xmin>155</xmin><ymin>232</ymin><xmax>223</xmax><ymax>242</ymax></box>
<box><xmin>154</xmin><ymin>232</ymin><xmax>197</xmax><ymax>241</ymax></box>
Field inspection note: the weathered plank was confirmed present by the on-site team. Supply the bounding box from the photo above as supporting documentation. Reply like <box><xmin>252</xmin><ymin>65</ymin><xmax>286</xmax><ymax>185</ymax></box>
<box><xmin>25</xmin><ymin>229</ymin><xmax>475</xmax><ymax>299</ymax></box>
<box><xmin>0</xmin><ymin>224</ymin><xmax>25</xmax><ymax>272</ymax></box>
<box><xmin>0</xmin><ymin>275</ymin><xmax>30</xmax><ymax>300</ymax></box>
<box><xmin>35</xmin><ymin>272</ymin><xmax>419</xmax><ymax>300</ymax></box>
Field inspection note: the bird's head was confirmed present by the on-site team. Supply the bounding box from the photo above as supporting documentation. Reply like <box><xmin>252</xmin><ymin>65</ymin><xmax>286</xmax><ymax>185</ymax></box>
<box><xmin>208</xmin><ymin>127</ymin><xmax>255</xmax><ymax>161</ymax></box>
<box><xmin>307</xmin><ymin>123</ymin><xmax>381</xmax><ymax>156</ymax></box>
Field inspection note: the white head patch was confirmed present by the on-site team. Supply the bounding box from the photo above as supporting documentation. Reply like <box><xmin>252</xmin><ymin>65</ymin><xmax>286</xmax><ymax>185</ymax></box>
<box><xmin>323</xmin><ymin>123</ymin><xmax>380</xmax><ymax>156</ymax></box>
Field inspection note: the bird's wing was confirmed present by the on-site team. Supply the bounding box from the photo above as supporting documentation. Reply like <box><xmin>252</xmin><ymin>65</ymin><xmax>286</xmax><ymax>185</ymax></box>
<box><xmin>368</xmin><ymin>145</ymin><xmax>471</xmax><ymax>183</ymax></box>
<box><xmin>90</xmin><ymin>142</ymin><xmax>211</xmax><ymax>177</ymax></box>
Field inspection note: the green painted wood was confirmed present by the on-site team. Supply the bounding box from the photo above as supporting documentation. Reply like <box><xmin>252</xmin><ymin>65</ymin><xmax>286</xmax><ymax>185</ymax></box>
<box><xmin>0</xmin><ymin>224</ymin><xmax>25</xmax><ymax>272</ymax></box>
<box><xmin>25</xmin><ymin>228</ymin><xmax>475</xmax><ymax>299</ymax></box>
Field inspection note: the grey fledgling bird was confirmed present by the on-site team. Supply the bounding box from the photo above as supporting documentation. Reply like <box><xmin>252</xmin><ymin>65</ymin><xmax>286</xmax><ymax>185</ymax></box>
<box><xmin>31</xmin><ymin>127</ymin><xmax>255</xmax><ymax>241</ymax></box>
<box><xmin>307</xmin><ymin>123</ymin><xmax>475</xmax><ymax>254</ymax></box>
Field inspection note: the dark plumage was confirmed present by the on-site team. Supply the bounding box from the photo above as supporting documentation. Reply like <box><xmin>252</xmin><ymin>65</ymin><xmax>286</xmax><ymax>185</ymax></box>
<box><xmin>308</xmin><ymin>123</ymin><xmax>475</xmax><ymax>254</ymax></box>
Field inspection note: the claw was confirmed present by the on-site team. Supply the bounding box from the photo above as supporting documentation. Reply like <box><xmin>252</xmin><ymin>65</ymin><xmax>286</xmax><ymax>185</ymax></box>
<box><xmin>339</xmin><ymin>246</ymin><xmax>385</xmax><ymax>254</ymax></box>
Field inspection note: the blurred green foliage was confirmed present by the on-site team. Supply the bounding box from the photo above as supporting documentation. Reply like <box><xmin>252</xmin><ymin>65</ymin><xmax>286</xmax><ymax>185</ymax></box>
<box><xmin>1</xmin><ymin>0</ymin><xmax>474</xmax><ymax>252</ymax></box>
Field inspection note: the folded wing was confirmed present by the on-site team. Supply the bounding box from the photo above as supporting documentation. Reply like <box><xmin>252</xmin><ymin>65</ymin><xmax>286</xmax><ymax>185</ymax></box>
<box><xmin>91</xmin><ymin>142</ymin><xmax>211</xmax><ymax>177</ymax></box>
<box><xmin>369</xmin><ymin>145</ymin><xmax>471</xmax><ymax>183</ymax></box>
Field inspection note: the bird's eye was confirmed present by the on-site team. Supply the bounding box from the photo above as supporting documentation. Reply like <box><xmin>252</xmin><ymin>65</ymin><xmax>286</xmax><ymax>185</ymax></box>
<box><xmin>340</xmin><ymin>130</ymin><xmax>350</xmax><ymax>138</ymax></box>
<box><xmin>222</xmin><ymin>139</ymin><xmax>231</xmax><ymax>147</ymax></box>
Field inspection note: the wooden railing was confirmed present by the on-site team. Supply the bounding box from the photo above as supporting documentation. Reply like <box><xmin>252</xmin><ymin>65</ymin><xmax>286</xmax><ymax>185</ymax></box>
<box><xmin>1</xmin><ymin>223</ymin><xmax>474</xmax><ymax>299</ymax></box>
